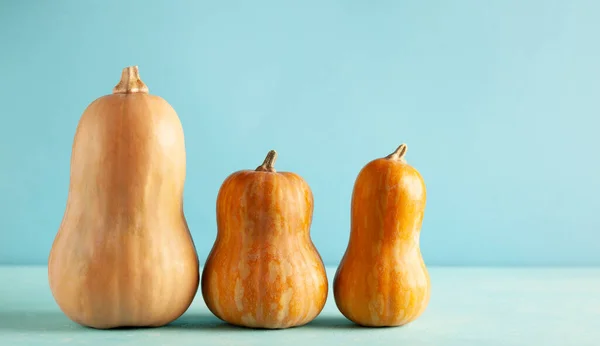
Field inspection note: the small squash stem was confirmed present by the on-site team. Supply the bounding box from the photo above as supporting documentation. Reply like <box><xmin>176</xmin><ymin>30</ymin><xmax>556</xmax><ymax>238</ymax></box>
<box><xmin>256</xmin><ymin>150</ymin><xmax>278</xmax><ymax>172</ymax></box>
<box><xmin>113</xmin><ymin>66</ymin><xmax>149</xmax><ymax>94</ymax></box>
<box><xmin>385</xmin><ymin>143</ymin><xmax>408</xmax><ymax>161</ymax></box>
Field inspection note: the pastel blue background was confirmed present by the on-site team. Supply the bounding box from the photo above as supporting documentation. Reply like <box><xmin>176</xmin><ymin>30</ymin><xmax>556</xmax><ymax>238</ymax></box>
<box><xmin>0</xmin><ymin>0</ymin><xmax>598</xmax><ymax>266</ymax></box>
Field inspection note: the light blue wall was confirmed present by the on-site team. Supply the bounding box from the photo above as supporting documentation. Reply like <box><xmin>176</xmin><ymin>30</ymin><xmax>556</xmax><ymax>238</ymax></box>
<box><xmin>0</xmin><ymin>0</ymin><xmax>598</xmax><ymax>266</ymax></box>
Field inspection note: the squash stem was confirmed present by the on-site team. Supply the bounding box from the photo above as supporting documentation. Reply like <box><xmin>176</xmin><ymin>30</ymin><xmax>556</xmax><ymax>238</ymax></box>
<box><xmin>386</xmin><ymin>143</ymin><xmax>408</xmax><ymax>161</ymax></box>
<box><xmin>256</xmin><ymin>150</ymin><xmax>278</xmax><ymax>172</ymax></box>
<box><xmin>113</xmin><ymin>66</ymin><xmax>149</xmax><ymax>94</ymax></box>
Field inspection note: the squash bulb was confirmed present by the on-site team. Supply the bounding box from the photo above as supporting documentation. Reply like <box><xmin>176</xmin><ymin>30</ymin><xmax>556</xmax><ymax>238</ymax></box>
<box><xmin>48</xmin><ymin>66</ymin><xmax>199</xmax><ymax>329</ymax></box>
<box><xmin>333</xmin><ymin>144</ymin><xmax>430</xmax><ymax>327</ymax></box>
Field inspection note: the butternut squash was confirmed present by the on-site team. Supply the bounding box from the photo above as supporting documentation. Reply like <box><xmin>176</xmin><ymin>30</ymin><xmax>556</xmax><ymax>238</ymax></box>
<box><xmin>201</xmin><ymin>150</ymin><xmax>328</xmax><ymax>329</ymax></box>
<box><xmin>333</xmin><ymin>144</ymin><xmax>430</xmax><ymax>327</ymax></box>
<box><xmin>48</xmin><ymin>66</ymin><xmax>199</xmax><ymax>329</ymax></box>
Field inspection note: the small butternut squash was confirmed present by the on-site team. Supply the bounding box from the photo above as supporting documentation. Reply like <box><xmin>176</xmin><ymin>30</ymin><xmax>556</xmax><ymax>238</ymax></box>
<box><xmin>48</xmin><ymin>66</ymin><xmax>199</xmax><ymax>329</ymax></box>
<box><xmin>333</xmin><ymin>144</ymin><xmax>430</xmax><ymax>327</ymax></box>
<box><xmin>201</xmin><ymin>150</ymin><xmax>328</xmax><ymax>329</ymax></box>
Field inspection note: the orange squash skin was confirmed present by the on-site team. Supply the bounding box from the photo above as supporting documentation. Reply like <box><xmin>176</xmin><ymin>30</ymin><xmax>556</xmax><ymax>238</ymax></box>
<box><xmin>201</xmin><ymin>151</ymin><xmax>328</xmax><ymax>329</ymax></box>
<box><xmin>333</xmin><ymin>144</ymin><xmax>430</xmax><ymax>327</ymax></box>
<box><xmin>48</xmin><ymin>67</ymin><xmax>199</xmax><ymax>329</ymax></box>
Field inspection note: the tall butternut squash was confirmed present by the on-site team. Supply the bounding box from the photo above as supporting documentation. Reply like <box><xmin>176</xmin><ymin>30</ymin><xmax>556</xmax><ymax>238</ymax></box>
<box><xmin>201</xmin><ymin>150</ymin><xmax>328</xmax><ymax>329</ymax></box>
<box><xmin>333</xmin><ymin>144</ymin><xmax>430</xmax><ymax>327</ymax></box>
<box><xmin>48</xmin><ymin>66</ymin><xmax>199</xmax><ymax>329</ymax></box>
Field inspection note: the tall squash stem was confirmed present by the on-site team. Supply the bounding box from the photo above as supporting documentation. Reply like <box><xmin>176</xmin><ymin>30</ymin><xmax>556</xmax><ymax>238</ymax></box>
<box><xmin>113</xmin><ymin>66</ymin><xmax>149</xmax><ymax>94</ymax></box>
<box><xmin>256</xmin><ymin>150</ymin><xmax>278</xmax><ymax>172</ymax></box>
<box><xmin>386</xmin><ymin>143</ymin><xmax>408</xmax><ymax>161</ymax></box>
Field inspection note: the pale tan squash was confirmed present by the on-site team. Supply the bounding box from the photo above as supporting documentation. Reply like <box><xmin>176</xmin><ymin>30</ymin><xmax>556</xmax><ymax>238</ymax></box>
<box><xmin>48</xmin><ymin>66</ymin><xmax>199</xmax><ymax>329</ymax></box>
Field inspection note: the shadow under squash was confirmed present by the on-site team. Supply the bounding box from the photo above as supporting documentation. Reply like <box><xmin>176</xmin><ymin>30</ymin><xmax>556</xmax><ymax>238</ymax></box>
<box><xmin>0</xmin><ymin>311</ymin><xmax>80</xmax><ymax>332</ymax></box>
<box><xmin>167</xmin><ymin>313</ymin><xmax>287</xmax><ymax>332</ymax></box>
<box><xmin>166</xmin><ymin>313</ymin><xmax>234</xmax><ymax>330</ymax></box>
<box><xmin>168</xmin><ymin>313</ymin><xmax>363</xmax><ymax>331</ymax></box>
<box><xmin>305</xmin><ymin>315</ymin><xmax>363</xmax><ymax>329</ymax></box>
<box><xmin>0</xmin><ymin>311</ymin><xmax>367</xmax><ymax>332</ymax></box>
<box><xmin>0</xmin><ymin>311</ymin><xmax>240</xmax><ymax>332</ymax></box>
<box><xmin>0</xmin><ymin>311</ymin><xmax>243</xmax><ymax>333</ymax></box>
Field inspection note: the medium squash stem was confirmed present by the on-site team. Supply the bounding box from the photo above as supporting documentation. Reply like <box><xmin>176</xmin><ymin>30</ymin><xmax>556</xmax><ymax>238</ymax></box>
<box><xmin>112</xmin><ymin>66</ymin><xmax>149</xmax><ymax>94</ymax></box>
<box><xmin>385</xmin><ymin>143</ymin><xmax>408</xmax><ymax>161</ymax></box>
<box><xmin>256</xmin><ymin>150</ymin><xmax>278</xmax><ymax>172</ymax></box>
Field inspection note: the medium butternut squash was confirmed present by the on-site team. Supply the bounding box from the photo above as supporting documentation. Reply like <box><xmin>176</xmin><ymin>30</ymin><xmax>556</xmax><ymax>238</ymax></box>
<box><xmin>48</xmin><ymin>66</ymin><xmax>199</xmax><ymax>329</ymax></box>
<box><xmin>333</xmin><ymin>144</ymin><xmax>430</xmax><ymax>327</ymax></box>
<box><xmin>201</xmin><ymin>150</ymin><xmax>328</xmax><ymax>329</ymax></box>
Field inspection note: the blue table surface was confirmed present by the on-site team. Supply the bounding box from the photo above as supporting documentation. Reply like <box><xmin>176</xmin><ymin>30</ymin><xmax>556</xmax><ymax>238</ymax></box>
<box><xmin>0</xmin><ymin>266</ymin><xmax>598</xmax><ymax>345</ymax></box>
